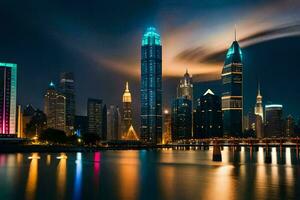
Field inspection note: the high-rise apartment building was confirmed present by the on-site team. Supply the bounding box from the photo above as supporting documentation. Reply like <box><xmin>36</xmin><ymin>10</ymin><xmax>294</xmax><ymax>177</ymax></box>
<box><xmin>0</xmin><ymin>62</ymin><xmax>17</xmax><ymax>136</ymax></box>
<box><xmin>60</xmin><ymin>72</ymin><xmax>75</xmax><ymax>134</ymax></box>
<box><xmin>44</xmin><ymin>82</ymin><xmax>66</xmax><ymax>131</ymax></box>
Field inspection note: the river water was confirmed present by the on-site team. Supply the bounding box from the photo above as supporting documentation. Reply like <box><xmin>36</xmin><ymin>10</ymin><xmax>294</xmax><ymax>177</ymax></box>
<box><xmin>0</xmin><ymin>147</ymin><xmax>299</xmax><ymax>200</ymax></box>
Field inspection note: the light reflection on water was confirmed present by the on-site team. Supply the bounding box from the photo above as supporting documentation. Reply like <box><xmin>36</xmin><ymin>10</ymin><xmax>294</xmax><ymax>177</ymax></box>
<box><xmin>25</xmin><ymin>153</ymin><xmax>39</xmax><ymax>200</ymax></box>
<box><xmin>0</xmin><ymin>147</ymin><xmax>299</xmax><ymax>200</ymax></box>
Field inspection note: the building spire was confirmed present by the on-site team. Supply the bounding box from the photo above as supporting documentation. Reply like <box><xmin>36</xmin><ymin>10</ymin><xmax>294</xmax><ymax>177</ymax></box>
<box><xmin>125</xmin><ymin>81</ymin><xmax>129</xmax><ymax>92</ymax></box>
<box><xmin>234</xmin><ymin>24</ymin><xmax>237</xmax><ymax>41</ymax></box>
<box><xmin>257</xmin><ymin>82</ymin><xmax>261</xmax><ymax>96</ymax></box>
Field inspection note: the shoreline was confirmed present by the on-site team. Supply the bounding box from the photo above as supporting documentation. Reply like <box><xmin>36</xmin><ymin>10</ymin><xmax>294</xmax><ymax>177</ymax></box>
<box><xmin>0</xmin><ymin>143</ymin><xmax>299</xmax><ymax>153</ymax></box>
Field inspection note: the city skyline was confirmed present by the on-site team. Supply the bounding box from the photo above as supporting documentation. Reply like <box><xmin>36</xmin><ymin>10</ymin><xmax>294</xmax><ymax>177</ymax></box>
<box><xmin>0</xmin><ymin>2</ymin><xmax>300</xmax><ymax>200</ymax></box>
<box><xmin>1</xmin><ymin>1</ymin><xmax>300</xmax><ymax>120</ymax></box>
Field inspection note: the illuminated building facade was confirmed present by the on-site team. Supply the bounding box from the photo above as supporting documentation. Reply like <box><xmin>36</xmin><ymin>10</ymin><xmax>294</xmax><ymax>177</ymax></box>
<box><xmin>87</xmin><ymin>98</ymin><xmax>107</xmax><ymax>139</ymax></box>
<box><xmin>171</xmin><ymin>97</ymin><xmax>192</xmax><ymax>140</ymax></box>
<box><xmin>177</xmin><ymin>69</ymin><xmax>193</xmax><ymax>100</ymax></box>
<box><xmin>0</xmin><ymin>62</ymin><xmax>17</xmax><ymax>136</ymax></box>
<box><xmin>194</xmin><ymin>89</ymin><xmax>222</xmax><ymax>138</ymax></box>
<box><xmin>254</xmin><ymin>83</ymin><xmax>263</xmax><ymax>121</ymax></box>
<box><xmin>285</xmin><ymin>115</ymin><xmax>295</xmax><ymax>137</ymax></box>
<box><xmin>140</xmin><ymin>27</ymin><xmax>162</xmax><ymax>143</ymax></box>
<box><xmin>162</xmin><ymin>109</ymin><xmax>172</xmax><ymax>144</ymax></box>
<box><xmin>221</xmin><ymin>36</ymin><xmax>243</xmax><ymax>137</ymax></box>
<box><xmin>107</xmin><ymin>105</ymin><xmax>121</xmax><ymax>140</ymax></box>
<box><xmin>122</xmin><ymin>82</ymin><xmax>132</xmax><ymax>136</ymax></box>
<box><xmin>44</xmin><ymin>82</ymin><xmax>66</xmax><ymax>131</ymax></box>
<box><xmin>265</xmin><ymin>104</ymin><xmax>284</xmax><ymax>137</ymax></box>
<box><xmin>60</xmin><ymin>72</ymin><xmax>75</xmax><ymax>134</ymax></box>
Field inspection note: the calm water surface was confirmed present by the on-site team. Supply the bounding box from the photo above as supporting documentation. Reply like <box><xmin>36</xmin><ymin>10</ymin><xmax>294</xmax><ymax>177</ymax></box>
<box><xmin>0</xmin><ymin>147</ymin><xmax>299</xmax><ymax>200</ymax></box>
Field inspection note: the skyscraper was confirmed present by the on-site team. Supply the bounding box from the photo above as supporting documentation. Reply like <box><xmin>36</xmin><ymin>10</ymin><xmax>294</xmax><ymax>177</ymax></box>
<box><xmin>60</xmin><ymin>72</ymin><xmax>75</xmax><ymax>134</ymax></box>
<box><xmin>285</xmin><ymin>115</ymin><xmax>295</xmax><ymax>137</ymax></box>
<box><xmin>171</xmin><ymin>97</ymin><xmax>192</xmax><ymax>141</ymax></box>
<box><xmin>221</xmin><ymin>33</ymin><xmax>243</xmax><ymax>137</ymax></box>
<box><xmin>107</xmin><ymin>105</ymin><xmax>122</xmax><ymax>140</ymax></box>
<box><xmin>122</xmin><ymin>82</ymin><xmax>132</xmax><ymax>136</ymax></box>
<box><xmin>162</xmin><ymin>109</ymin><xmax>172</xmax><ymax>144</ymax></box>
<box><xmin>44</xmin><ymin>82</ymin><xmax>66</xmax><ymax>131</ymax></box>
<box><xmin>265</xmin><ymin>104</ymin><xmax>284</xmax><ymax>137</ymax></box>
<box><xmin>177</xmin><ymin>69</ymin><xmax>193</xmax><ymax>100</ymax></box>
<box><xmin>0</xmin><ymin>62</ymin><xmax>17</xmax><ymax>136</ymax></box>
<box><xmin>87</xmin><ymin>98</ymin><xmax>106</xmax><ymax>139</ymax></box>
<box><xmin>194</xmin><ymin>89</ymin><xmax>222</xmax><ymax>138</ymax></box>
<box><xmin>254</xmin><ymin>83</ymin><xmax>263</xmax><ymax>121</ymax></box>
<box><xmin>140</xmin><ymin>27</ymin><xmax>162</xmax><ymax>144</ymax></box>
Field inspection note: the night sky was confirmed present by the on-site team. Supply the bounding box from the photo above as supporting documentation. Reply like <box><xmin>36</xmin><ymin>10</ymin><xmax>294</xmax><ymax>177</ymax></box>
<box><xmin>0</xmin><ymin>0</ymin><xmax>300</xmax><ymax>128</ymax></box>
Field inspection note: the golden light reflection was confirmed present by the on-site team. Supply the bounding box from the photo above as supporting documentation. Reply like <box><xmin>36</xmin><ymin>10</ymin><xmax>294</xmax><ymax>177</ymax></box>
<box><xmin>118</xmin><ymin>151</ymin><xmax>139</xmax><ymax>200</ymax></box>
<box><xmin>205</xmin><ymin>165</ymin><xmax>236</xmax><ymax>200</ymax></box>
<box><xmin>271</xmin><ymin>147</ymin><xmax>277</xmax><ymax>164</ymax></box>
<box><xmin>285</xmin><ymin>147</ymin><xmax>292</xmax><ymax>166</ymax></box>
<box><xmin>285</xmin><ymin>151</ymin><xmax>294</xmax><ymax>192</ymax></box>
<box><xmin>256</xmin><ymin>166</ymin><xmax>267</xmax><ymax>198</ymax></box>
<box><xmin>240</xmin><ymin>146</ymin><xmax>245</xmax><ymax>163</ymax></box>
<box><xmin>257</xmin><ymin>147</ymin><xmax>264</xmax><ymax>164</ymax></box>
<box><xmin>17</xmin><ymin>153</ymin><xmax>23</xmax><ymax>165</ymax></box>
<box><xmin>25</xmin><ymin>153</ymin><xmax>39</xmax><ymax>200</ymax></box>
<box><xmin>56</xmin><ymin>153</ymin><xmax>67</xmax><ymax>199</ymax></box>
<box><xmin>46</xmin><ymin>155</ymin><xmax>51</xmax><ymax>166</ymax></box>
<box><xmin>222</xmin><ymin>146</ymin><xmax>230</xmax><ymax>163</ymax></box>
<box><xmin>159</xmin><ymin>166</ymin><xmax>175</xmax><ymax>199</ymax></box>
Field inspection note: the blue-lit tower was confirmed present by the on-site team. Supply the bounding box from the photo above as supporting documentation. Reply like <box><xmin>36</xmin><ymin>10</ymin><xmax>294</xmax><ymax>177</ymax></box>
<box><xmin>140</xmin><ymin>27</ymin><xmax>162</xmax><ymax>144</ymax></box>
<box><xmin>221</xmin><ymin>33</ymin><xmax>243</xmax><ymax>137</ymax></box>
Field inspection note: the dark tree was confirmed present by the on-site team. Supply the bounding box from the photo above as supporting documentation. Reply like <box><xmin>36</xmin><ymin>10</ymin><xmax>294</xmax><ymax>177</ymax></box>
<box><xmin>40</xmin><ymin>128</ymin><xmax>67</xmax><ymax>144</ymax></box>
<box><xmin>82</xmin><ymin>133</ymin><xmax>100</xmax><ymax>145</ymax></box>
<box><xmin>25</xmin><ymin>109</ymin><xmax>47</xmax><ymax>137</ymax></box>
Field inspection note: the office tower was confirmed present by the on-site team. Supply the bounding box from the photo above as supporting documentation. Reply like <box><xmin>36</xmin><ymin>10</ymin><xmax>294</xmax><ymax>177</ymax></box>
<box><xmin>221</xmin><ymin>32</ymin><xmax>243</xmax><ymax>137</ymax></box>
<box><xmin>74</xmin><ymin>115</ymin><xmax>88</xmax><ymax>137</ymax></box>
<box><xmin>171</xmin><ymin>97</ymin><xmax>192</xmax><ymax>141</ymax></box>
<box><xmin>162</xmin><ymin>109</ymin><xmax>172</xmax><ymax>144</ymax></box>
<box><xmin>141</xmin><ymin>27</ymin><xmax>162</xmax><ymax>144</ymax></box>
<box><xmin>247</xmin><ymin>112</ymin><xmax>257</xmax><ymax>131</ymax></box>
<box><xmin>60</xmin><ymin>72</ymin><xmax>75</xmax><ymax>134</ymax></box>
<box><xmin>122</xmin><ymin>82</ymin><xmax>132</xmax><ymax>135</ymax></box>
<box><xmin>44</xmin><ymin>82</ymin><xmax>66</xmax><ymax>131</ymax></box>
<box><xmin>265</xmin><ymin>104</ymin><xmax>284</xmax><ymax>137</ymax></box>
<box><xmin>17</xmin><ymin>105</ymin><xmax>23</xmax><ymax>138</ymax></box>
<box><xmin>194</xmin><ymin>89</ymin><xmax>222</xmax><ymax>138</ymax></box>
<box><xmin>254</xmin><ymin>83</ymin><xmax>263</xmax><ymax>121</ymax></box>
<box><xmin>285</xmin><ymin>115</ymin><xmax>295</xmax><ymax>137</ymax></box>
<box><xmin>255</xmin><ymin>114</ymin><xmax>263</xmax><ymax>138</ymax></box>
<box><xmin>177</xmin><ymin>69</ymin><xmax>193</xmax><ymax>100</ymax></box>
<box><xmin>0</xmin><ymin>62</ymin><xmax>17</xmax><ymax>136</ymax></box>
<box><xmin>87</xmin><ymin>98</ymin><xmax>106</xmax><ymax>139</ymax></box>
<box><xmin>107</xmin><ymin>105</ymin><xmax>121</xmax><ymax>140</ymax></box>
<box><xmin>102</xmin><ymin>104</ymin><xmax>107</xmax><ymax>140</ymax></box>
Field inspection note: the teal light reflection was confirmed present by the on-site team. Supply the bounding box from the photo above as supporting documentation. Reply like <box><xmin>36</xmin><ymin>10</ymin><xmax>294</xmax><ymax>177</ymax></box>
<box><xmin>73</xmin><ymin>153</ymin><xmax>82</xmax><ymax>200</ymax></box>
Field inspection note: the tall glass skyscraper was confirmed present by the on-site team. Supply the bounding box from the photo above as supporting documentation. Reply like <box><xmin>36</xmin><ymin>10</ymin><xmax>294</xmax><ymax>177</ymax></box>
<box><xmin>140</xmin><ymin>27</ymin><xmax>162</xmax><ymax>144</ymax></box>
<box><xmin>60</xmin><ymin>72</ymin><xmax>75</xmax><ymax>134</ymax></box>
<box><xmin>221</xmin><ymin>36</ymin><xmax>243</xmax><ymax>137</ymax></box>
<box><xmin>171</xmin><ymin>97</ymin><xmax>192</xmax><ymax>141</ymax></box>
<box><xmin>0</xmin><ymin>62</ymin><xmax>17</xmax><ymax>135</ymax></box>
<box><xmin>265</xmin><ymin>104</ymin><xmax>284</xmax><ymax>137</ymax></box>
